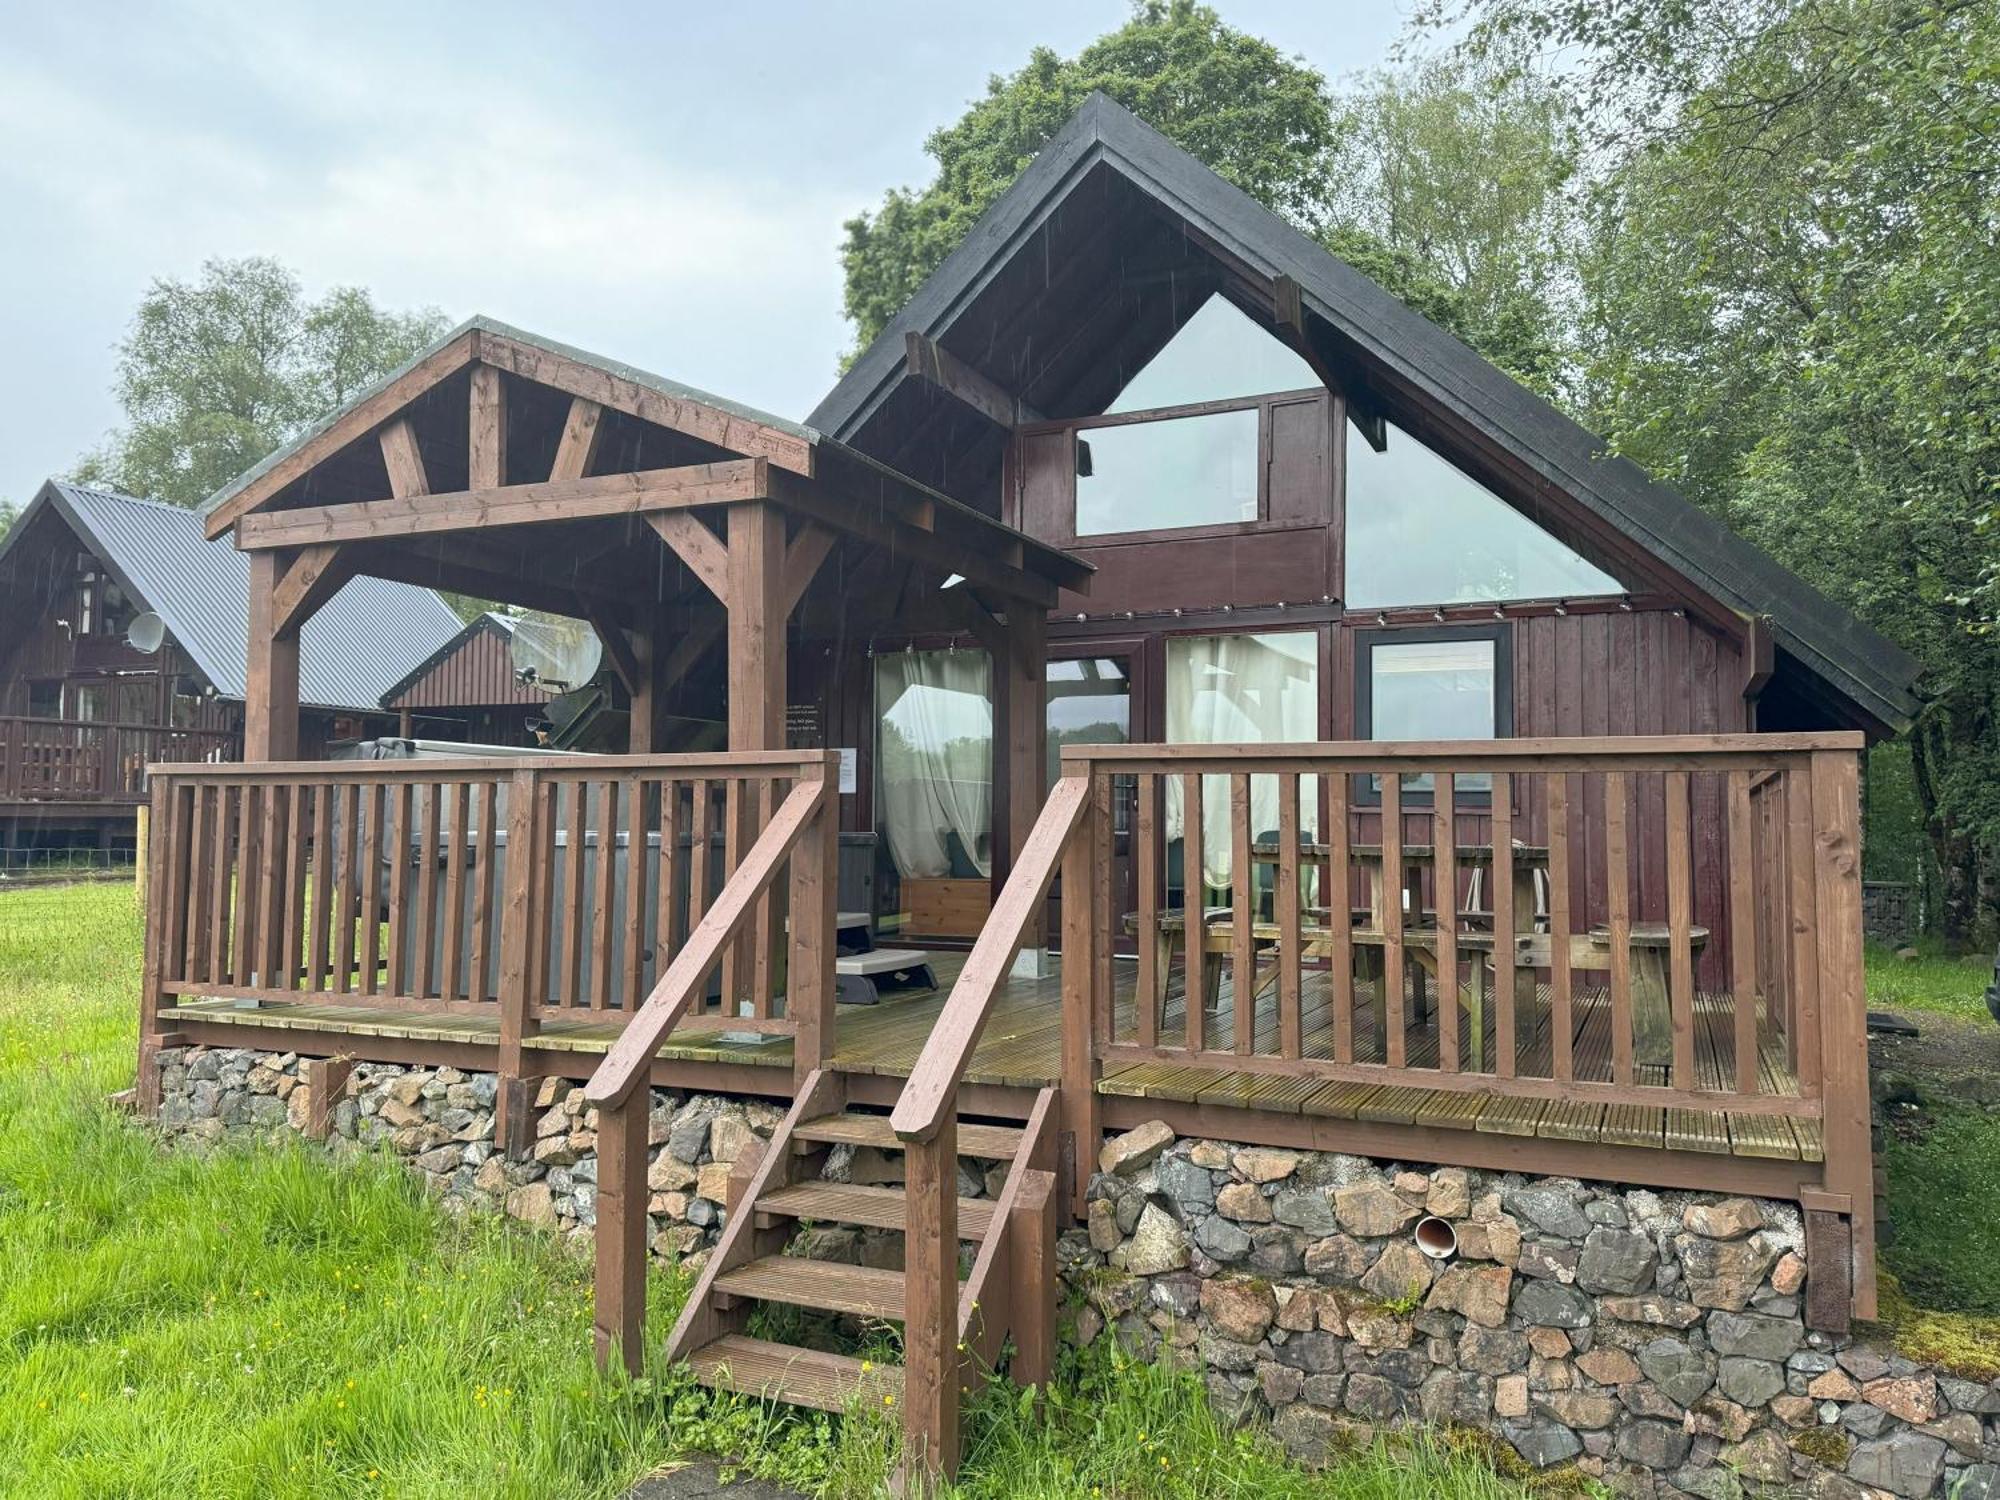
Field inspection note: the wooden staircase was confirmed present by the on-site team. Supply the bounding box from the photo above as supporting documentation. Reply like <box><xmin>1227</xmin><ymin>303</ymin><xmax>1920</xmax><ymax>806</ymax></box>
<box><xmin>662</xmin><ymin>1072</ymin><xmax>1059</xmax><ymax>1432</ymax></box>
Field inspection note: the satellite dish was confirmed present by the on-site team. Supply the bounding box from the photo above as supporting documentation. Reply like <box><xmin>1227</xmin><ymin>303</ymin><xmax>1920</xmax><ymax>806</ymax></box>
<box><xmin>126</xmin><ymin>611</ymin><xmax>166</xmax><ymax>653</ymax></box>
<box><xmin>508</xmin><ymin>616</ymin><xmax>603</xmax><ymax>693</ymax></box>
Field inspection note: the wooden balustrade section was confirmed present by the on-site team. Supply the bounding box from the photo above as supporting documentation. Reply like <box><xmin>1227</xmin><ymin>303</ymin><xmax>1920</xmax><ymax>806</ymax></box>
<box><xmin>136</xmin><ymin>749</ymin><xmax>842</xmax><ymax>1128</ymax></box>
<box><xmin>0</xmin><ymin>717</ymin><xmax>238</xmax><ymax>803</ymax></box>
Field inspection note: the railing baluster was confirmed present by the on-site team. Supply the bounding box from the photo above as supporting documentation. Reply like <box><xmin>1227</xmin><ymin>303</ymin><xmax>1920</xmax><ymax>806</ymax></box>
<box><xmin>1181</xmin><ymin>771</ymin><xmax>1204</xmax><ymax>1052</ymax></box>
<box><xmin>1330</xmin><ymin>769</ymin><xmax>1353</xmax><ymax>1065</ymax></box>
<box><xmin>563</xmin><ymin>779</ymin><xmax>589</xmax><ymax>1009</ymax></box>
<box><xmin>190</xmin><ymin>783</ymin><xmax>216</xmax><ymax>983</ymax></box>
<box><xmin>232</xmin><ymin>784</ymin><xmax>256</xmax><ymax>986</ymax></box>
<box><xmin>592</xmin><ymin>778</ymin><xmax>619</xmax><ymax>1011</ymax></box>
<box><xmin>1666</xmin><ymin>771</ymin><xmax>1696</xmax><ymax>1087</ymax></box>
<box><xmin>1437</xmin><ymin>773</ymin><xmax>1459</xmax><ymax>1074</ymax></box>
<box><xmin>443</xmin><ymin>780</ymin><xmax>471</xmax><ymax>1003</ymax></box>
<box><xmin>687</xmin><ymin>779</ymin><xmax>711</xmax><ymax>1012</ymax></box>
<box><xmin>720</xmin><ymin>779</ymin><xmax>744</xmax><ymax>1015</ymax></box>
<box><xmin>1277</xmin><ymin>771</ymin><xmax>1301</xmax><ymax>1061</ymax></box>
<box><xmin>1135</xmin><ymin>771</ymin><xmax>1158</xmax><ymax>1048</ymax></box>
<box><xmin>163</xmin><ymin>781</ymin><xmax>193</xmax><ymax>986</ymax></box>
<box><xmin>657</xmin><ymin>778</ymin><xmax>681</xmax><ymax>972</ymax></box>
<box><xmin>359</xmin><ymin>783</ymin><xmax>384</xmax><ymax>996</ymax></box>
<box><xmin>1726</xmin><ymin>770</ymin><xmax>1759</xmax><ymax>1096</ymax></box>
<box><xmin>1605</xmin><ymin>771</ymin><xmax>1634</xmax><ymax>1087</ymax></box>
<box><xmin>308</xmin><ymin>784</ymin><xmax>331</xmax><ymax>991</ymax></box>
<box><xmin>623</xmin><ymin>776</ymin><xmax>648</xmax><ymax>1012</ymax></box>
<box><xmin>385</xmin><ymin>782</ymin><xmax>410</xmax><ymax>994</ymax></box>
<box><xmin>1546</xmin><ymin>775</ymin><xmax>1574</xmax><ymax>1084</ymax></box>
<box><xmin>1492</xmin><ymin>771</ymin><xmax>1516</xmax><ymax>1080</ymax></box>
<box><xmin>469</xmin><ymin>781</ymin><xmax>497</xmax><ymax>1007</ymax></box>
<box><xmin>752</xmin><ymin>776</ymin><xmax>777</xmax><ymax>1020</ymax></box>
<box><xmin>281</xmin><ymin>783</ymin><xmax>306</xmax><ymax>991</ymax></box>
<box><xmin>334</xmin><ymin>785</ymin><xmax>360</xmax><ymax>995</ymax></box>
<box><xmin>1382</xmin><ymin>771</ymin><xmax>1405</xmax><ymax>1069</ymax></box>
<box><xmin>414</xmin><ymin>782</ymin><xmax>443</xmax><ymax>1001</ymax></box>
<box><xmin>1230</xmin><ymin>772</ymin><xmax>1254</xmax><ymax>1056</ymax></box>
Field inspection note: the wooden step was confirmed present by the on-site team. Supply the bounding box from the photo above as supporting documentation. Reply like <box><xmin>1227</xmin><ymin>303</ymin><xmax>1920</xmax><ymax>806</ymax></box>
<box><xmin>686</xmin><ymin>1333</ymin><xmax>903</xmax><ymax>1413</ymax></box>
<box><xmin>793</xmin><ymin>1112</ymin><xmax>1024</xmax><ymax>1159</ymax></box>
<box><xmin>757</xmin><ymin>1181</ymin><xmax>994</xmax><ymax>1240</ymax></box>
<box><xmin>713</xmin><ymin>1254</ymin><xmax>946</xmax><ymax>1321</ymax></box>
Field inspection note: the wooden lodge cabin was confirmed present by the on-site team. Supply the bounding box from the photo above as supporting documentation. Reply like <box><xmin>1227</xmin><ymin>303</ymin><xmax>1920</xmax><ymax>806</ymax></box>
<box><xmin>377</xmin><ymin>611</ymin><xmax>561</xmax><ymax>746</ymax></box>
<box><xmin>129</xmin><ymin>96</ymin><xmax>1920</xmax><ymax>1482</ymax></box>
<box><xmin>0</xmin><ymin>480</ymin><xmax>463</xmax><ymax>866</ymax></box>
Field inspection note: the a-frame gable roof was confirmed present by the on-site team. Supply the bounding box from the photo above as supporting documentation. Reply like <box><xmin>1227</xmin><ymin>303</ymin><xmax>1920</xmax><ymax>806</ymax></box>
<box><xmin>3</xmin><ymin>480</ymin><xmax>462</xmax><ymax>712</ymax></box>
<box><xmin>811</xmin><ymin>92</ymin><xmax>1921</xmax><ymax>734</ymax></box>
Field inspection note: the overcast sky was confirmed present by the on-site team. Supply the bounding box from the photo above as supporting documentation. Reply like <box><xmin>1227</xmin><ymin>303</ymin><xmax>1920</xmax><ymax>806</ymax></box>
<box><xmin>0</xmin><ymin>1</ymin><xmax>1419</xmax><ymax>507</ymax></box>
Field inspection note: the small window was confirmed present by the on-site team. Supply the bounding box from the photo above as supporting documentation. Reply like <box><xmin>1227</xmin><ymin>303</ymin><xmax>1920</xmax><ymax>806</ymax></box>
<box><xmin>1106</xmin><ymin>294</ymin><xmax>1318</xmax><ymax>413</ymax></box>
<box><xmin>1073</xmin><ymin>409</ymin><xmax>1259</xmax><ymax>536</ymax></box>
<box><xmin>1355</xmin><ymin>628</ymin><xmax>1510</xmax><ymax>797</ymax></box>
<box><xmin>1345</xmin><ymin>421</ymin><xmax>1624</xmax><ymax>607</ymax></box>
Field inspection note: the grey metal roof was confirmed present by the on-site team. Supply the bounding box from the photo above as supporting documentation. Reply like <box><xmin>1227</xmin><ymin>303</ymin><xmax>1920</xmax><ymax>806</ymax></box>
<box><xmin>15</xmin><ymin>481</ymin><xmax>464</xmax><ymax>713</ymax></box>
<box><xmin>810</xmin><ymin>92</ymin><xmax>1923</xmax><ymax>733</ymax></box>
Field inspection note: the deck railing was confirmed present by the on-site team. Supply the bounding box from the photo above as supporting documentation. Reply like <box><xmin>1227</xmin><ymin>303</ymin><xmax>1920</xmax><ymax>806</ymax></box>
<box><xmin>0</xmin><ymin>717</ymin><xmax>237</xmax><ymax>803</ymax></box>
<box><xmin>889</xmin><ymin>732</ymin><xmax>1871</xmax><ymax>1483</ymax></box>
<box><xmin>138</xmin><ymin>750</ymin><xmax>842</xmax><ymax>1119</ymax></box>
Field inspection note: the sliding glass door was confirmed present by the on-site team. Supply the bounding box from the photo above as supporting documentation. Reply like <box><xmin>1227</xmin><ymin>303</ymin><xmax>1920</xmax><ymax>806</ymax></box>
<box><xmin>874</xmin><ymin>648</ymin><xmax>993</xmax><ymax>940</ymax></box>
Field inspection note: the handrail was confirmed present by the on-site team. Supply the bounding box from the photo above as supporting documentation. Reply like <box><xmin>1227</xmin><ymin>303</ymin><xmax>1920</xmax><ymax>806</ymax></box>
<box><xmin>583</xmin><ymin>772</ymin><xmax>826</xmax><ymax>1109</ymax></box>
<box><xmin>1063</xmin><ymin>731</ymin><xmax>1864</xmax><ymax>770</ymax></box>
<box><xmin>146</xmin><ymin>748</ymin><xmax>820</xmax><ymax>779</ymax></box>
<box><xmin>0</xmin><ymin>715</ymin><xmax>239</xmax><ymax>737</ymax></box>
<box><xmin>891</xmin><ymin>773</ymin><xmax>1092</xmax><ymax>1146</ymax></box>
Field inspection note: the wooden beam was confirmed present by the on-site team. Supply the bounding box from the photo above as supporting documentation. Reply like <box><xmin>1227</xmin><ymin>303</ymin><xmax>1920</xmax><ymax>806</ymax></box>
<box><xmin>475</xmin><ymin>328</ymin><xmax>816</xmax><ymax>478</ymax></box>
<box><xmin>586</xmin><ymin>609</ymin><xmax>642</xmax><ymax>693</ymax></box>
<box><xmin>646</xmin><ymin>512</ymin><xmax>731</xmax><ymax>605</ymax></box>
<box><xmin>550</xmin><ymin>397</ymin><xmax>604</xmax><ymax>483</ymax></box>
<box><xmin>203</xmin><ymin>333</ymin><xmax>476</xmax><ymax>539</ymax></box>
<box><xmin>1741</xmin><ymin>614</ymin><xmax>1775</xmax><ymax>707</ymax></box>
<box><xmin>727</xmin><ymin>502</ymin><xmax>787</xmax><ymax>750</ymax></box>
<box><xmin>781</xmin><ymin>523</ymin><xmax>836</xmax><ymax>615</ymax></box>
<box><xmin>352</xmin><ymin>540</ymin><xmax>637</xmax><ymax>625</ymax></box>
<box><xmin>469</xmin><ymin>363</ymin><xmax>507</xmax><ymax>490</ymax></box>
<box><xmin>767</xmin><ymin>470</ymin><xmax>1057</xmax><ymax>608</ymax></box>
<box><xmin>379</xmin><ymin>417</ymin><xmax>431</xmax><ymax>500</ymax></box>
<box><xmin>271</xmin><ymin>543</ymin><xmax>351</xmax><ymax>637</ymax></box>
<box><xmin>244</xmin><ymin>550</ymin><xmax>300</xmax><ymax>762</ymax></box>
<box><xmin>661</xmin><ymin>614</ymin><xmax>724</xmax><ymax>691</ymax></box>
<box><xmin>237</xmin><ymin>458</ymin><xmax>769</xmax><ymax>549</ymax></box>
<box><xmin>1266</xmin><ymin>275</ymin><xmax>1387</xmax><ymax>452</ymax></box>
<box><xmin>904</xmin><ymin>332</ymin><xmax>1043</xmax><ymax>428</ymax></box>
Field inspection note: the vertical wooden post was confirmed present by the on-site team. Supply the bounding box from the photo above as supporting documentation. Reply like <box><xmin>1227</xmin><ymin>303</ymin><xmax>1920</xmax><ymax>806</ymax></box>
<box><xmin>1058</xmin><ymin>774</ymin><xmax>1098</xmax><ymax>1217</ymax></box>
<box><xmin>134</xmin><ymin>775</ymin><xmax>174</xmax><ymax>1115</ymax></box>
<box><xmin>726</xmin><ymin>502</ymin><xmax>787</xmax><ymax>751</ymax></box>
<box><xmin>903</xmin><ymin>1118</ymin><xmax>960</xmax><ymax>1485</ymax></box>
<box><xmin>788</xmin><ymin>763</ymin><xmax>836</xmax><ymax>1087</ymax></box>
<box><xmin>1810</xmin><ymin>749</ymin><xmax>1873</xmax><ymax>1323</ymax></box>
<box><xmin>1008</xmin><ymin>1169</ymin><xmax>1058</xmax><ymax>1399</ymax></box>
<box><xmin>593</xmin><ymin>1091</ymin><xmax>650</xmax><ymax>1376</ymax></box>
<box><xmin>302</xmin><ymin>1055</ymin><xmax>353</xmax><ymax>1140</ymax></box>
<box><xmin>628</xmin><ymin>608</ymin><xmax>676</xmax><ymax>755</ymax></box>
<box><xmin>244</xmin><ymin>549</ymin><xmax>301</xmax><ymax>762</ymax></box>
<box><xmin>991</xmin><ymin>604</ymin><xmax>1048</xmax><ymax>953</ymax></box>
<box><xmin>495</xmin><ymin>766</ymin><xmax>540</xmax><ymax>1158</ymax></box>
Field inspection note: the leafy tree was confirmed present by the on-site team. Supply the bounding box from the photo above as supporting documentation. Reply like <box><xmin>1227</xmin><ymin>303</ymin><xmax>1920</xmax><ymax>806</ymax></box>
<box><xmin>1323</xmin><ymin>51</ymin><xmax>1580</xmax><ymax>395</ymax></box>
<box><xmin>0</xmin><ymin>498</ymin><xmax>16</xmax><ymax>546</ymax></box>
<box><xmin>76</xmin><ymin>256</ymin><xmax>447</xmax><ymax>508</ymax></box>
<box><xmin>839</xmin><ymin>0</ymin><xmax>1343</xmax><ymax>360</ymax></box>
<box><xmin>1431</xmin><ymin>0</ymin><xmax>2000</xmax><ymax>944</ymax></box>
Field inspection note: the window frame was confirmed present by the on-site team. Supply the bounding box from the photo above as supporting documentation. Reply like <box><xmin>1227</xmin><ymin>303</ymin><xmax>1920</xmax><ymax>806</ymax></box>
<box><xmin>1021</xmin><ymin>386</ymin><xmax>1331</xmax><ymax>547</ymax></box>
<box><xmin>1351</xmin><ymin>623</ymin><xmax>1513</xmax><ymax>807</ymax></box>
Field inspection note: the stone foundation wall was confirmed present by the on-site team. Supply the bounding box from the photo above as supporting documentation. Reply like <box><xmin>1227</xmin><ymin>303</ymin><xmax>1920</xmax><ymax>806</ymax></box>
<box><xmin>150</xmin><ymin>1047</ymin><xmax>1997</xmax><ymax>1498</ymax></box>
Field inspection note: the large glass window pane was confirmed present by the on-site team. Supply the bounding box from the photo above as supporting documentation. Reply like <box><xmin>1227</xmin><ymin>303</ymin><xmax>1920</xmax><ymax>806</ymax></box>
<box><xmin>1107</xmin><ymin>294</ymin><xmax>1318</xmax><ymax>413</ymax></box>
<box><xmin>1165</xmin><ymin>631</ymin><xmax>1319</xmax><ymax>893</ymax></box>
<box><xmin>1074</xmin><ymin>409</ymin><xmax>1259</xmax><ymax>536</ymax></box>
<box><xmin>1345</xmin><ymin>421</ymin><xmax>1624</xmax><ymax>607</ymax></box>
<box><xmin>875</xmin><ymin>649</ymin><xmax>993</xmax><ymax>898</ymax></box>
<box><xmin>1367</xmin><ymin>637</ymin><xmax>1497</xmax><ymax>794</ymax></box>
<box><xmin>1045</xmin><ymin>657</ymin><xmax>1130</xmax><ymax>788</ymax></box>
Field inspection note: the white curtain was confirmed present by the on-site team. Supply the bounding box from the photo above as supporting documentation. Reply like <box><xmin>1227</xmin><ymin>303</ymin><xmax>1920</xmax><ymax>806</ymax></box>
<box><xmin>1166</xmin><ymin>632</ymin><xmax>1319</xmax><ymax>891</ymax></box>
<box><xmin>875</xmin><ymin>649</ymin><xmax>993</xmax><ymax>880</ymax></box>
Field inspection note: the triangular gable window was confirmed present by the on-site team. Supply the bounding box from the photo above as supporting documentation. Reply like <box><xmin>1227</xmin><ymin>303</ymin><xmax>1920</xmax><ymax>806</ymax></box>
<box><xmin>1345</xmin><ymin>421</ymin><xmax>1626</xmax><ymax>607</ymax></box>
<box><xmin>1106</xmin><ymin>295</ymin><xmax>1319</xmax><ymax>413</ymax></box>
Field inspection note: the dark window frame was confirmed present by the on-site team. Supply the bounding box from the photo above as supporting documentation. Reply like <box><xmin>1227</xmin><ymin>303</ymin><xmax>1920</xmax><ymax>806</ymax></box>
<box><xmin>1351</xmin><ymin>623</ymin><xmax>1514</xmax><ymax>807</ymax></box>
<box><xmin>1019</xmin><ymin>386</ymin><xmax>1331</xmax><ymax>547</ymax></box>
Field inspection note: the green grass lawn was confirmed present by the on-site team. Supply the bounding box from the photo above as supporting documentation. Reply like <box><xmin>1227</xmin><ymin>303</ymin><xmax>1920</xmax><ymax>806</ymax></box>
<box><xmin>0</xmin><ymin>881</ymin><xmax>1542</xmax><ymax>1499</ymax></box>
<box><xmin>1864</xmin><ymin>938</ymin><xmax>1993</xmax><ymax>1021</ymax></box>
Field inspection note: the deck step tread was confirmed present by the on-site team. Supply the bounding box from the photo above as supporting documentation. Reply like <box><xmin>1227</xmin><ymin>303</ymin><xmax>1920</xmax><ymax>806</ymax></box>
<box><xmin>686</xmin><ymin>1334</ymin><xmax>903</xmax><ymax>1412</ymax></box>
<box><xmin>713</xmin><ymin>1255</ymin><xmax>933</xmax><ymax>1321</ymax></box>
<box><xmin>757</xmin><ymin>1182</ymin><xmax>992</xmax><ymax>1240</ymax></box>
<box><xmin>793</xmin><ymin>1113</ymin><xmax>1024</xmax><ymax>1159</ymax></box>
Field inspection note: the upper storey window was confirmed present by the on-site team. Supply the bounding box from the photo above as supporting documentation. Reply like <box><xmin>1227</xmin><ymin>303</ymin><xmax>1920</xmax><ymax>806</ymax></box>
<box><xmin>1104</xmin><ymin>295</ymin><xmax>1319</xmax><ymax>413</ymax></box>
<box><xmin>1345</xmin><ymin>421</ymin><xmax>1625</xmax><ymax>608</ymax></box>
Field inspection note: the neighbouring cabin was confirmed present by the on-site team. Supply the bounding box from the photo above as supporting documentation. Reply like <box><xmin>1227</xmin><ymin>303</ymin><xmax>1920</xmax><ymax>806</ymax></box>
<box><xmin>128</xmin><ymin>94</ymin><xmax>1922</xmax><ymax>1487</ymax></box>
<box><xmin>0</xmin><ymin>481</ymin><xmax>463</xmax><ymax>863</ymax></box>
<box><xmin>377</xmin><ymin>612</ymin><xmax>562</xmax><ymax>746</ymax></box>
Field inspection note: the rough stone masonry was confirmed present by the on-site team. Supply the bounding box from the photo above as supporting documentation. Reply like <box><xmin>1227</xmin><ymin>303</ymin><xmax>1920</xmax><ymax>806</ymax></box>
<box><xmin>151</xmin><ymin>1047</ymin><xmax>1999</xmax><ymax>1499</ymax></box>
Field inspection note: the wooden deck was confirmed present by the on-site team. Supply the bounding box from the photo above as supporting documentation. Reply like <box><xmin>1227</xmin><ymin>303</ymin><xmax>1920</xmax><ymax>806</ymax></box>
<box><xmin>162</xmin><ymin>948</ymin><xmax>1817</xmax><ymax>1164</ymax></box>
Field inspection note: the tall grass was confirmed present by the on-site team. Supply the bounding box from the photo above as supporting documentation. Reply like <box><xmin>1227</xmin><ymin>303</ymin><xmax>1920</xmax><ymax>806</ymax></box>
<box><xmin>0</xmin><ymin>883</ymin><xmax>1544</xmax><ymax>1498</ymax></box>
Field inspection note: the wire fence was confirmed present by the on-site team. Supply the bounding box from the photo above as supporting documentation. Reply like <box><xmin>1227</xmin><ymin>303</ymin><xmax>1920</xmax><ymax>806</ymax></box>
<box><xmin>0</xmin><ymin>846</ymin><xmax>138</xmax><ymax>881</ymax></box>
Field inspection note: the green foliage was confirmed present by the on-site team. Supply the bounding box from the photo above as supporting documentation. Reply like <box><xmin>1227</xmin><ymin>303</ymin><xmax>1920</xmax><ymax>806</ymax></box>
<box><xmin>839</xmin><ymin>1</ymin><xmax>1342</xmax><ymax>360</ymax></box>
<box><xmin>74</xmin><ymin>256</ymin><xmax>448</xmax><ymax>508</ymax></box>
<box><xmin>1865</xmin><ymin>941</ymin><xmax>1993</xmax><ymax>1023</ymax></box>
<box><xmin>0</xmin><ymin>497</ymin><xmax>17</xmax><ymax>545</ymax></box>
<box><xmin>1881</xmin><ymin>1103</ymin><xmax>2000</xmax><ymax>1317</ymax></box>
